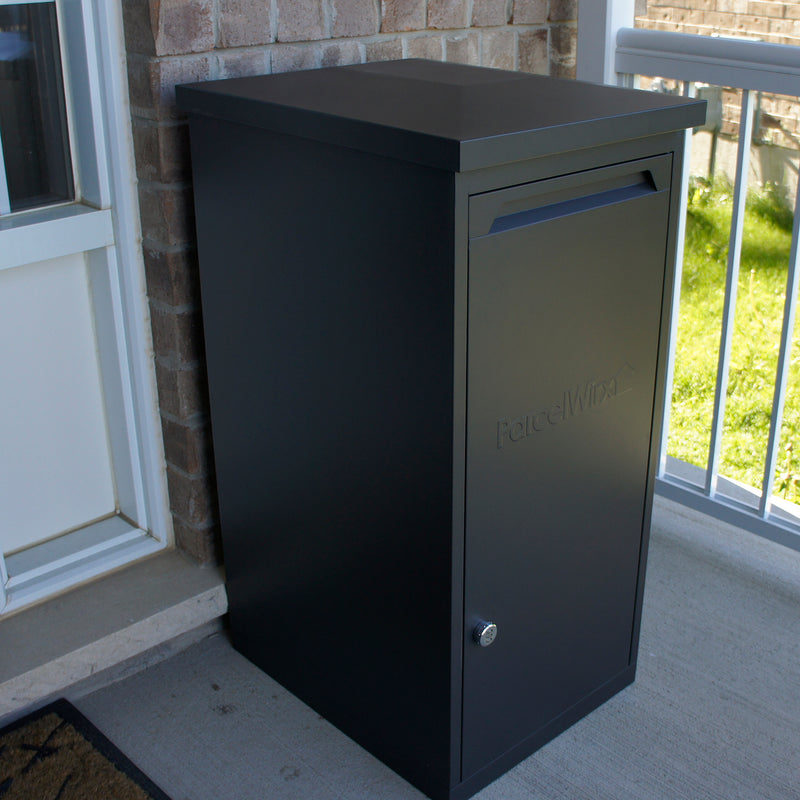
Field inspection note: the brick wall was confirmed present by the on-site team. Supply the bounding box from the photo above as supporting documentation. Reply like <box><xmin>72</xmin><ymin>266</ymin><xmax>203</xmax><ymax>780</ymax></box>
<box><xmin>121</xmin><ymin>0</ymin><xmax>578</xmax><ymax>564</ymax></box>
<box><xmin>638</xmin><ymin>0</ymin><xmax>800</xmax><ymax>43</ymax></box>
<box><xmin>637</xmin><ymin>2</ymin><xmax>800</xmax><ymax>146</ymax></box>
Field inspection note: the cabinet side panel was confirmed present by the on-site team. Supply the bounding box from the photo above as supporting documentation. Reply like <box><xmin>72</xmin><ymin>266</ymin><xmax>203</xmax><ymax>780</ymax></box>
<box><xmin>187</xmin><ymin>116</ymin><xmax>456</xmax><ymax>797</ymax></box>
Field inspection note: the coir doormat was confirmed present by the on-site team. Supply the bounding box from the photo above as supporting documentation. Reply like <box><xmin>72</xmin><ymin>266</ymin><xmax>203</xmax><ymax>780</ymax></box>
<box><xmin>0</xmin><ymin>699</ymin><xmax>171</xmax><ymax>800</ymax></box>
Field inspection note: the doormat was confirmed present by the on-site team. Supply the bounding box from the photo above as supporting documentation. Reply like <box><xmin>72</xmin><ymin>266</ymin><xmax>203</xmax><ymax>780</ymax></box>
<box><xmin>0</xmin><ymin>699</ymin><xmax>171</xmax><ymax>800</ymax></box>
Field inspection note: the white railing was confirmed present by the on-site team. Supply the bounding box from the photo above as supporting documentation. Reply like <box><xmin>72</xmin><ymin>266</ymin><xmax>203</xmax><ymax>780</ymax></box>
<box><xmin>616</xmin><ymin>28</ymin><xmax>800</xmax><ymax>95</ymax></box>
<box><xmin>615</xmin><ymin>26</ymin><xmax>800</xmax><ymax>551</ymax></box>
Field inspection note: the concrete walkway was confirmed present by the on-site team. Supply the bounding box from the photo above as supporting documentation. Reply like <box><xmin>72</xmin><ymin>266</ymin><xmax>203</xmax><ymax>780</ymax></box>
<box><xmin>75</xmin><ymin>496</ymin><xmax>800</xmax><ymax>799</ymax></box>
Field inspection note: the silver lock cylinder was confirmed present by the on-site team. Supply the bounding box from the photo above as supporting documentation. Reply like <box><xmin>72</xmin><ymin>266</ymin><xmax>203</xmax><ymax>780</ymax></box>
<box><xmin>473</xmin><ymin>621</ymin><xmax>498</xmax><ymax>647</ymax></box>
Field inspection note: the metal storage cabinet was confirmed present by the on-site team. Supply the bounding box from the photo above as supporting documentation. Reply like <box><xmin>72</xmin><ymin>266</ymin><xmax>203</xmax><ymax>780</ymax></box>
<box><xmin>177</xmin><ymin>60</ymin><xmax>705</xmax><ymax>800</ymax></box>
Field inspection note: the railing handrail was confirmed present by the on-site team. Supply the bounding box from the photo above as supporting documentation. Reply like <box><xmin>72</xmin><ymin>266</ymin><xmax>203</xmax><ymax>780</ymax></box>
<box><xmin>616</xmin><ymin>28</ymin><xmax>800</xmax><ymax>96</ymax></box>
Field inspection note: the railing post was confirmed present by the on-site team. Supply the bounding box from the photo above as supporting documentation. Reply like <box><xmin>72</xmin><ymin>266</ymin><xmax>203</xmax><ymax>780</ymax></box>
<box><xmin>576</xmin><ymin>0</ymin><xmax>636</xmax><ymax>85</ymax></box>
<box><xmin>706</xmin><ymin>89</ymin><xmax>756</xmax><ymax>498</ymax></box>
<box><xmin>659</xmin><ymin>81</ymin><xmax>696</xmax><ymax>478</ymax></box>
<box><xmin>760</xmin><ymin>177</ymin><xmax>800</xmax><ymax>515</ymax></box>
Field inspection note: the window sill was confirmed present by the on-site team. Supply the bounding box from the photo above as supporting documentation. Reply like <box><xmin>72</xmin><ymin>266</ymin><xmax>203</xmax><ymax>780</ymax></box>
<box><xmin>0</xmin><ymin>549</ymin><xmax>227</xmax><ymax>722</ymax></box>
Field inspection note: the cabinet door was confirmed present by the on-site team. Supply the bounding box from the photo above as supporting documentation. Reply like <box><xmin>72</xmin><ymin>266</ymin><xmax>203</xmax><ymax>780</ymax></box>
<box><xmin>462</xmin><ymin>156</ymin><xmax>672</xmax><ymax>777</ymax></box>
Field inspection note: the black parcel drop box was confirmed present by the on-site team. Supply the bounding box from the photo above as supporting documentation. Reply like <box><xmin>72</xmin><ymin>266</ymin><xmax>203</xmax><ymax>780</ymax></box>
<box><xmin>177</xmin><ymin>60</ymin><xmax>705</xmax><ymax>800</ymax></box>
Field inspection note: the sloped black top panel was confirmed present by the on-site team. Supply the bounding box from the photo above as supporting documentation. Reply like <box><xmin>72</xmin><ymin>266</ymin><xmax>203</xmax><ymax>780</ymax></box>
<box><xmin>177</xmin><ymin>59</ymin><xmax>706</xmax><ymax>172</ymax></box>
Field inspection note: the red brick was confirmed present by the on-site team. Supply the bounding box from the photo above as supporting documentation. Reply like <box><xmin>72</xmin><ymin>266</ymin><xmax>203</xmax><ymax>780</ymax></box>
<box><xmin>365</xmin><ymin>38</ymin><xmax>404</xmax><ymax>61</ymax></box>
<box><xmin>217</xmin><ymin>49</ymin><xmax>271</xmax><ymax>79</ymax></box>
<box><xmin>662</xmin><ymin>8</ymin><xmax>692</xmax><ymax>25</ymax></box>
<box><xmin>161</xmin><ymin>415</ymin><xmax>213</xmax><ymax>475</ymax></box>
<box><xmin>428</xmin><ymin>0</ymin><xmax>469</xmax><ymax>29</ymax></box>
<box><xmin>143</xmin><ymin>245</ymin><xmax>201</xmax><ymax>308</ymax></box>
<box><xmin>154</xmin><ymin>359</ymin><xmax>209</xmax><ymax>418</ymax></box>
<box><xmin>728</xmin><ymin>13</ymin><xmax>770</xmax><ymax>33</ymax></box>
<box><xmin>132</xmin><ymin>119</ymin><xmax>191</xmax><ymax>183</ymax></box>
<box><xmin>127</xmin><ymin>54</ymin><xmax>212</xmax><ymax>120</ymax></box>
<box><xmin>408</xmin><ymin>34</ymin><xmax>444</xmax><ymax>60</ymax></box>
<box><xmin>271</xmin><ymin>44</ymin><xmax>320</xmax><ymax>72</ymax></box>
<box><xmin>321</xmin><ymin>40</ymin><xmax>364</xmax><ymax>66</ymax></box>
<box><xmin>482</xmin><ymin>29</ymin><xmax>516</xmax><ymax>70</ymax></box>
<box><xmin>472</xmin><ymin>0</ymin><xmax>510</xmax><ymax>27</ymax></box>
<box><xmin>149</xmin><ymin>301</ymin><xmax>206</xmax><ymax>364</ymax></box>
<box><xmin>748</xmin><ymin>0</ymin><xmax>786</xmax><ymax>18</ymax></box>
<box><xmin>549</xmin><ymin>0</ymin><xmax>577</xmax><ymax>22</ymax></box>
<box><xmin>769</xmin><ymin>17</ymin><xmax>800</xmax><ymax>37</ymax></box>
<box><xmin>125</xmin><ymin>0</ymin><xmax>215</xmax><ymax>56</ymax></box>
<box><xmin>518</xmin><ymin>28</ymin><xmax>548</xmax><ymax>74</ymax></box>
<box><xmin>138</xmin><ymin>182</ymin><xmax>196</xmax><ymax>247</ymax></box>
<box><xmin>550</xmin><ymin>60</ymin><xmax>575</xmax><ymax>79</ymax></box>
<box><xmin>445</xmin><ymin>32</ymin><xmax>480</xmax><ymax>64</ymax></box>
<box><xmin>381</xmin><ymin>0</ymin><xmax>427</xmax><ymax>32</ymax></box>
<box><xmin>218</xmin><ymin>0</ymin><xmax>274</xmax><ymax>47</ymax></box>
<box><xmin>550</xmin><ymin>23</ymin><xmax>576</xmax><ymax>61</ymax></box>
<box><xmin>172</xmin><ymin>516</ymin><xmax>221</xmax><ymax>564</ymax></box>
<box><xmin>685</xmin><ymin>9</ymin><xmax>707</xmax><ymax>26</ymax></box>
<box><xmin>166</xmin><ymin>465</ymin><xmax>217</xmax><ymax>528</ymax></box>
<box><xmin>703</xmin><ymin>10</ymin><xmax>735</xmax><ymax>28</ymax></box>
<box><xmin>512</xmin><ymin>0</ymin><xmax>546</xmax><ymax>24</ymax></box>
<box><xmin>331</xmin><ymin>0</ymin><xmax>380</xmax><ymax>37</ymax></box>
<box><xmin>126</xmin><ymin>57</ymin><xmax>153</xmax><ymax>117</ymax></box>
<box><xmin>773</xmin><ymin>33</ymin><xmax>800</xmax><ymax>45</ymax></box>
<box><xmin>277</xmin><ymin>0</ymin><xmax>327</xmax><ymax>41</ymax></box>
<box><xmin>121</xmin><ymin>0</ymin><xmax>157</xmax><ymax>55</ymax></box>
<box><xmin>722</xmin><ymin>87</ymin><xmax>739</xmax><ymax>104</ymax></box>
<box><xmin>550</xmin><ymin>24</ymin><xmax>577</xmax><ymax>78</ymax></box>
<box><xmin>123</xmin><ymin>0</ymin><xmax>215</xmax><ymax>56</ymax></box>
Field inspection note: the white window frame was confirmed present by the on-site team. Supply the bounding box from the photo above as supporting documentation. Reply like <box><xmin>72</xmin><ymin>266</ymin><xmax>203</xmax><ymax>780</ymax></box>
<box><xmin>0</xmin><ymin>0</ymin><xmax>171</xmax><ymax>613</ymax></box>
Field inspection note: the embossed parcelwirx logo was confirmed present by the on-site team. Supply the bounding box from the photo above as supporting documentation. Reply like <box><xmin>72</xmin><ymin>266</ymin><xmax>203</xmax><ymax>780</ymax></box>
<box><xmin>496</xmin><ymin>362</ymin><xmax>636</xmax><ymax>449</ymax></box>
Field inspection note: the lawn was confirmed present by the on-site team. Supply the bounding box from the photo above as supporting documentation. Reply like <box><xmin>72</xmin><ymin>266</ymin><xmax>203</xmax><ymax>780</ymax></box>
<box><xmin>666</xmin><ymin>178</ymin><xmax>800</xmax><ymax>502</ymax></box>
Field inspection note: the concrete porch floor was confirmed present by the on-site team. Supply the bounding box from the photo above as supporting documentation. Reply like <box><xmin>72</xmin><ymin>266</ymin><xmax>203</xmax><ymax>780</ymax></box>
<box><xmin>10</xmin><ymin>495</ymin><xmax>800</xmax><ymax>799</ymax></box>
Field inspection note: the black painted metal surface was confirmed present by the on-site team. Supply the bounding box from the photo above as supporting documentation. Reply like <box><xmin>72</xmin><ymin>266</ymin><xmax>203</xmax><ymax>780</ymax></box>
<box><xmin>177</xmin><ymin>58</ymin><xmax>704</xmax><ymax>171</ymax></box>
<box><xmin>463</xmin><ymin>155</ymin><xmax>671</xmax><ymax>774</ymax></box>
<box><xmin>185</xmin><ymin>116</ymin><xmax>457</xmax><ymax>798</ymax></box>
<box><xmin>178</xmin><ymin>60</ymin><xmax>705</xmax><ymax>800</ymax></box>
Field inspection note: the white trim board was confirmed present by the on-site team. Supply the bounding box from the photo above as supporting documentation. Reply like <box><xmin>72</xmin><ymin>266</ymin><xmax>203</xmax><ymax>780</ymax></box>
<box><xmin>0</xmin><ymin>205</ymin><xmax>113</xmax><ymax>272</ymax></box>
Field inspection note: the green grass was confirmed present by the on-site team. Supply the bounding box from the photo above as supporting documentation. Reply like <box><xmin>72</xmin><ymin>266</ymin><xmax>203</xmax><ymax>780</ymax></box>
<box><xmin>667</xmin><ymin>178</ymin><xmax>800</xmax><ymax>502</ymax></box>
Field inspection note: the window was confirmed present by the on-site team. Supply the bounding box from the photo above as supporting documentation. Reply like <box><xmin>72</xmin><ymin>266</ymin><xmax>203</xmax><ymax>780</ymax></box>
<box><xmin>0</xmin><ymin>1</ymin><xmax>73</xmax><ymax>214</ymax></box>
<box><xmin>0</xmin><ymin>0</ymin><xmax>171</xmax><ymax>615</ymax></box>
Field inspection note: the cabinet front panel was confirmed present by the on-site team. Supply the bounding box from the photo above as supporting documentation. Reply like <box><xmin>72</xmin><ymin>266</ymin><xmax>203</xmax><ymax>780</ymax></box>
<box><xmin>462</xmin><ymin>156</ymin><xmax>672</xmax><ymax>777</ymax></box>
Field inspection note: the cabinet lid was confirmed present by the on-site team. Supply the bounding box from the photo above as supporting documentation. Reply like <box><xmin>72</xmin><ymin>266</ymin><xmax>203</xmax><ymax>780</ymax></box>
<box><xmin>176</xmin><ymin>59</ymin><xmax>706</xmax><ymax>172</ymax></box>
